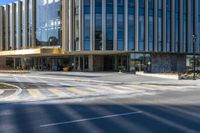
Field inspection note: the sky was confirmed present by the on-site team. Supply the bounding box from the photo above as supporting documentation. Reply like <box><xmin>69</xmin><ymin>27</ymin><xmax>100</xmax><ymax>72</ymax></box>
<box><xmin>0</xmin><ymin>0</ymin><xmax>17</xmax><ymax>6</ymax></box>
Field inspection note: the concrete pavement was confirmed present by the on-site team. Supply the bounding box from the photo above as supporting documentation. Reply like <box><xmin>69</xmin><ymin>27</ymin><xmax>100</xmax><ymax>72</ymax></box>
<box><xmin>0</xmin><ymin>72</ymin><xmax>200</xmax><ymax>133</ymax></box>
<box><xmin>0</xmin><ymin>73</ymin><xmax>199</xmax><ymax>103</ymax></box>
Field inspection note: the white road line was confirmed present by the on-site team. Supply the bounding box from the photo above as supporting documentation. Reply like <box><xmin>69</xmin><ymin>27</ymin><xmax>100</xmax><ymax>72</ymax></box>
<box><xmin>0</xmin><ymin>90</ymin><xmax>4</xmax><ymax>95</ymax></box>
<box><xmin>40</xmin><ymin>111</ymin><xmax>143</xmax><ymax>128</ymax></box>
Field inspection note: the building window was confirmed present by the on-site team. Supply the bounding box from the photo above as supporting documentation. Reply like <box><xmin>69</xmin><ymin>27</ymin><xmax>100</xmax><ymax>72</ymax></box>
<box><xmin>106</xmin><ymin>0</ymin><xmax>114</xmax><ymax>50</ymax></box>
<box><xmin>198</xmin><ymin>0</ymin><xmax>200</xmax><ymax>52</ymax></box>
<box><xmin>22</xmin><ymin>0</ymin><xmax>25</xmax><ymax>48</ymax></box>
<box><xmin>166</xmin><ymin>0</ymin><xmax>171</xmax><ymax>52</ymax></box>
<box><xmin>175</xmin><ymin>0</ymin><xmax>179</xmax><ymax>52</ymax></box>
<box><xmin>36</xmin><ymin>0</ymin><xmax>61</xmax><ymax>47</ymax></box>
<box><xmin>16</xmin><ymin>3</ymin><xmax>19</xmax><ymax>49</ymax></box>
<box><xmin>148</xmin><ymin>0</ymin><xmax>153</xmax><ymax>51</ymax></box>
<box><xmin>139</xmin><ymin>0</ymin><xmax>144</xmax><ymax>51</ymax></box>
<box><xmin>183</xmin><ymin>0</ymin><xmax>186</xmax><ymax>52</ymax></box>
<box><xmin>84</xmin><ymin>0</ymin><xmax>90</xmax><ymax>51</ymax></box>
<box><xmin>128</xmin><ymin>0</ymin><xmax>134</xmax><ymax>51</ymax></box>
<box><xmin>117</xmin><ymin>0</ymin><xmax>124</xmax><ymax>50</ymax></box>
<box><xmin>158</xmin><ymin>0</ymin><xmax>162</xmax><ymax>52</ymax></box>
<box><xmin>95</xmin><ymin>0</ymin><xmax>102</xmax><ymax>50</ymax></box>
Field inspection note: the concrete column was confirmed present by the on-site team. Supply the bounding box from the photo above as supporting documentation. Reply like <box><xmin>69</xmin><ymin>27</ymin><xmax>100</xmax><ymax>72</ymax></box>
<box><xmin>88</xmin><ymin>55</ymin><xmax>94</xmax><ymax>71</ymax></box>
<box><xmin>5</xmin><ymin>5</ymin><xmax>10</xmax><ymax>51</ymax></box>
<box><xmin>194</xmin><ymin>0</ymin><xmax>199</xmax><ymax>51</ymax></box>
<box><xmin>18</xmin><ymin>0</ymin><xmax>22</xmax><ymax>49</ymax></box>
<box><xmin>32</xmin><ymin>0</ymin><xmax>36</xmax><ymax>48</ymax></box>
<box><xmin>162</xmin><ymin>0</ymin><xmax>167</xmax><ymax>52</ymax></box>
<box><xmin>24</xmin><ymin>0</ymin><xmax>29</xmax><ymax>49</ymax></box>
<box><xmin>134</xmin><ymin>0</ymin><xmax>139</xmax><ymax>51</ymax></box>
<box><xmin>69</xmin><ymin>0</ymin><xmax>74</xmax><ymax>52</ymax></box>
<box><xmin>113</xmin><ymin>0</ymin><xmax>117</xmax><ymax>51</ymax></box>
<box><xmin>13</xmin><ymin>58</ymin><xmax>16</xmax><ymax>69</ymax></box>
<box><xmin>0</xmin><ymin>6</ymin><xmax>4</xmax><ymax>51</ymax></box>
<box><xmin>153</xmin><ymin>0</ymin><xmax>158</xmax><ymax>52</ymax></box>
<box><xmin>171</xmin><ymin>0</ymin><xmax>175</xmax><ymax>52</ymax></box>
<box><xmin>79</xmin><ymin>0</ymin><xmax>83</xmax><ymax>51</ymax></box>
<box><xmin>62</xmin><ymin>0</ymin><xmax>69</xmax><ymax>52</ymax></box>
<box><xmin>12</xmin><ymin>3</ymin><xmax>16</xmax><ymax>50</ymax></box>
<box><xmin>144</xmin><ymin>0</ymin><xmax>148</xmax><ymax>51</ymax></box>
<box><xmin>124</xmin><ymin>0</ymin><xmax>128</xmax><ymax>51</ymax></box>
<box><xmin>0</xmin><ymin>57</ymin><xmax>6</xmax><ymax>69</ymax></box>
<box><xmin>102</xmin><ymin>0</ymin><xmax>106</xmax><ymax>51</ymax></box>
<box><xmin>186</xmin><ymin>0</ymin><xmax>191</xmax><ymax>53</ymax></box>
<box><xmin>179</xmin><ymin>0</ymin><xmax>184</xmax><ymax>52</ymax></box>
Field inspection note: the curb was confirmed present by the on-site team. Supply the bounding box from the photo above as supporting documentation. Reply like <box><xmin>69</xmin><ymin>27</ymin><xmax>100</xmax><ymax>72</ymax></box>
<box><xmin>136</xmin><ymin>72</ymin><xmax>179</xmax><ymax>80</ymax></box>
<box><xmin>0</xmin><ymin>83</ymin><xmax>22</xmax><ymax>100</ymax></box>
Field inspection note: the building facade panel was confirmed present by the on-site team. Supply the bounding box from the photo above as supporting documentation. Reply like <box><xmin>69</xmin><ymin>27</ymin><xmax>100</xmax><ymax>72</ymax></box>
<box><xmin>0</xmin><ymin>0</ymin><xmax>199</xmax><ymax>72</ymax></box>
<box><xmin>0</xmin><ymin>6</ymin><xmax>4</xmax><ymax>51</ymax></box>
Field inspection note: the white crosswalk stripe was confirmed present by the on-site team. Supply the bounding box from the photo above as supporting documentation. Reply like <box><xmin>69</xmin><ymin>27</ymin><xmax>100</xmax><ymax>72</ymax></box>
<box><xmin>48</xmin><ymin>88</ymin><xmax>71</xmax><ymax>97</ymax></box>
<box><xmin>27</xmin><ymin>89</ymin><xmax>46</xmax><ymax>99</ymax></box>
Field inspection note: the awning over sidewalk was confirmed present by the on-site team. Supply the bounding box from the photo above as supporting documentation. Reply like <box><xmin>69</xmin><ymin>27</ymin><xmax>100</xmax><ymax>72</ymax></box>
<box><xmin>0</xmin><ymin>48</ymin><xmax>64</xmax><ymax>57</ymax></box>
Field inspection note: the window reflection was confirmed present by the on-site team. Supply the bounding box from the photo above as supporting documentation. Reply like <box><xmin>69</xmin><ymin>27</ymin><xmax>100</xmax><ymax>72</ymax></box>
<box><xmin>95</xmin><ymin>0</ymin><xmax>102</xmax><ymax>50</ymax></box>
<box><xmin>84</xmin><ymin>0</ymin><xmax>90</xmax><ymax>51</ymax></box>
<box><xmin>139</xmin><ymin>0</ymin><xmax>144</xmax><ymax>51</ymax></box>
<box><xmin>106</xmin><ymin>0</ymin><xmax>113</xmax><ymax>50</ymax></box>
<box><xmin>128</xmin><ymin>0</ymin><xmax>134</xmax><ymax>51</ymax></box>
<box><xmin>166</xmin><ymin>0</ymin><xmax>171</xmax><ymax>52</ymax></box>
<box><xmin>117</xmin><ymin>0</ymin><xmax>124</xmax><ymax>50</ymax></box>
<box><xmin>148</xmin><ymin>0</ymin><xmax>153</xmax><ymax>51</ymax></box>
<box><xmin>158</xmin><ymin>0</ymin><xmax>162</xmax><ymax>52</ymax></box>
<box><xmin>36</xmin><ymin>0</ymin><xmax>61</xmax><ymax>47</ymax></box>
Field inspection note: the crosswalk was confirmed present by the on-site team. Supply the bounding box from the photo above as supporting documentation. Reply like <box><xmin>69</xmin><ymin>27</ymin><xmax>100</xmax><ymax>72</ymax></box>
<box><xmin>1</xmin><ymin>83</ymin><xmax>198</xmax><ymax>102</ymax></box>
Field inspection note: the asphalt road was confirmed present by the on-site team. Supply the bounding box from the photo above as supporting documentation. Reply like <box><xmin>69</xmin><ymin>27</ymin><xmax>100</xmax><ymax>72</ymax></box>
<box><xmin>0</xmin><ymin>72</ymin><xmax>200</xmax><ymax>133</ymax></box>
<box><xmin>0</xmin><ymin>89</ymin><xmax>200</xmax><ymax>133</ymax></box>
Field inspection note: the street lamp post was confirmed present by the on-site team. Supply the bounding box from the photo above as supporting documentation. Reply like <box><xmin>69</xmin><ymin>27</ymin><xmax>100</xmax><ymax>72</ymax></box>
<box><xmin>192</xmin><ymin>35</ymin><xmax>197</xmax><ymax>80</ymax></box>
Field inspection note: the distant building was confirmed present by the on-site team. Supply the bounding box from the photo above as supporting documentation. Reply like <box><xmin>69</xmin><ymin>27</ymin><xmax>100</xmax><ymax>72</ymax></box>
<box><xmin>0</xmin><ymin>0</ymin><xmax>199</xmax><ymax>72</ymax></box>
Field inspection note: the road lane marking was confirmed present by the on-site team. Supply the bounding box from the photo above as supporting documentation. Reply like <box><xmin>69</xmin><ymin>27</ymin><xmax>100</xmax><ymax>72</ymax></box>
<box><xmin>27</xmin><ymin>89</ymin><xmax>46</xmax><ymax>99</ymax></box>
<box><xmin>116</xmin><ymin>85</ymin><xmax>146</xmax><ymax>92</ymax></box>
<box><xmin>40</xmin><ymin>111</ymin><xmax>143</xmax><ymax>128</ymax></box>
<box><xmin>0</xmin><ymin>90</ymin><xmax>4</xmax><ymax>95</ymax></box>
<box><xmin>68</xmin><ymin>88</ymin><xmax>90</xmax><ymax>96</ymax></box>
<box><xmin>48</xmin><ymin>88</ymin><xmax>70</xmax><ymax>97</ymax></box>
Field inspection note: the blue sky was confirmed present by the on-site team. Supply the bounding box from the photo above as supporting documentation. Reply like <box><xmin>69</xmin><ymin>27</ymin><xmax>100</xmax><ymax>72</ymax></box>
<box><xmin>0</xmin><ymin>0</ymin><xmax>17</xmax><ymax>6</ymax></box>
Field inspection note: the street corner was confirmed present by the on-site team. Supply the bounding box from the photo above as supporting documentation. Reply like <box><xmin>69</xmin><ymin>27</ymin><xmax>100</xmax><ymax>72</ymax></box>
<box><xmin>0</xmin><ymin>82</ymin><xmax>22</xmax><ymax>101</ymax></box>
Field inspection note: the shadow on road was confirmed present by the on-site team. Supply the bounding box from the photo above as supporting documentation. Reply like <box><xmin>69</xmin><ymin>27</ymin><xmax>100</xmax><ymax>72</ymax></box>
<box><xmin>0</xmin><ymin>102</ymin><xmax>199</xmax><ymax>133</ymax></box>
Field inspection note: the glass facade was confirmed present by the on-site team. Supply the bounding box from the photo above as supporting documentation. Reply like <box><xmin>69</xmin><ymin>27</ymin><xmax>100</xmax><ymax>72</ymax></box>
<box><xmin>16</xmin><ymin>3</ymin><xmax>18</xmax><ymax>49</ymax></box>
<box><xmin>22</xmin><ymin>0</ymin><xmax>25</xmax><ymax>48</ymax></box>
<box><xmin>183</xmin><ymin>0</ymin><xmax>187</xmax><ymax>52</ymax></box>
<box><xmin>117</xmin><ymin>0</ymin><xmax>124</xmax><ymax>50</ymax></box>
<box><xmin>158</xmin><ymin>0</ymin><xmax>162</xmax><ymax>51</ymax></box>
<box><xmin>166</xmin><ymin>0</ymin><xmax>171</xmax><ymax>52</ymax></box>
<box><xmin>35</xmin><ymin>0</ymin><xmax>61</xmax><ymax>47</ymax></box>
<box><xmin>29</xmin><ymin>0</ymin><xmax>32</xmax><ymax>48</ymax></box>
<box><xmin>106</xmin><ymin>0</ymin><xmax>114</xmax><ymax>50</ymax></box>
<box><xmin>175</xmin><ymin>0</ymin><xmax>179</xmax><ymax>52</ymax></box>
<box><xmin>83</xmin><ymin>0</ymin><xmax>90</xmax><ymax>51</ymax></box>
<box><xmin>199</xmin><ymin>0</ymin><xmax>200</xmax><ymax>52</ymax></box>
<box><xmin>139</xmin><ymin>0</ymin><xmax>144</xmax><ymax>51</ymax></box>
<box><xmin>95</xmin><ymin>0</ymin><xmax>102</xmax><ymax>50</ymax></box>
<box><xmin>148</xmin><ymin>0</ymin><xmax>153</xmax><ymax>51</ymax></box>
<box><xmin>0</xmin><ymin>0</ymin><xmax>199</xmax><ymax>55</ymax></box>
<box><xmin>128</xmin><ymin>0</ymin><xmax>134</xmax><ymax>51</ymax></box>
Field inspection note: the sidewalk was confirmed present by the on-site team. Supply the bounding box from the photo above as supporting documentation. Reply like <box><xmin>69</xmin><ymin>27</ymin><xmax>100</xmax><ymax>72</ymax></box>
<box><xmin>0</xmin><ymin>70</ymin><xmax>30</xmax><ymax>74</ymax></box>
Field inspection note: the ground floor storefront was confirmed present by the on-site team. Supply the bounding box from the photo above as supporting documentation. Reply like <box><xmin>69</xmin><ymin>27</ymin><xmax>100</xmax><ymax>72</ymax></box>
<box><xmin>0</xmin><ymin>53</ymin><xmax>198</xmax><ymax>73</ymax></box>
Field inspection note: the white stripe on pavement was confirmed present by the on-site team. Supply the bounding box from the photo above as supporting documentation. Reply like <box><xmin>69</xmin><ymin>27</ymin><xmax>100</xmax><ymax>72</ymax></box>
<box><xmin>40</xmin><ymin>111</ymin><xmax>143</xmax><ymax>128</ymax></box>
